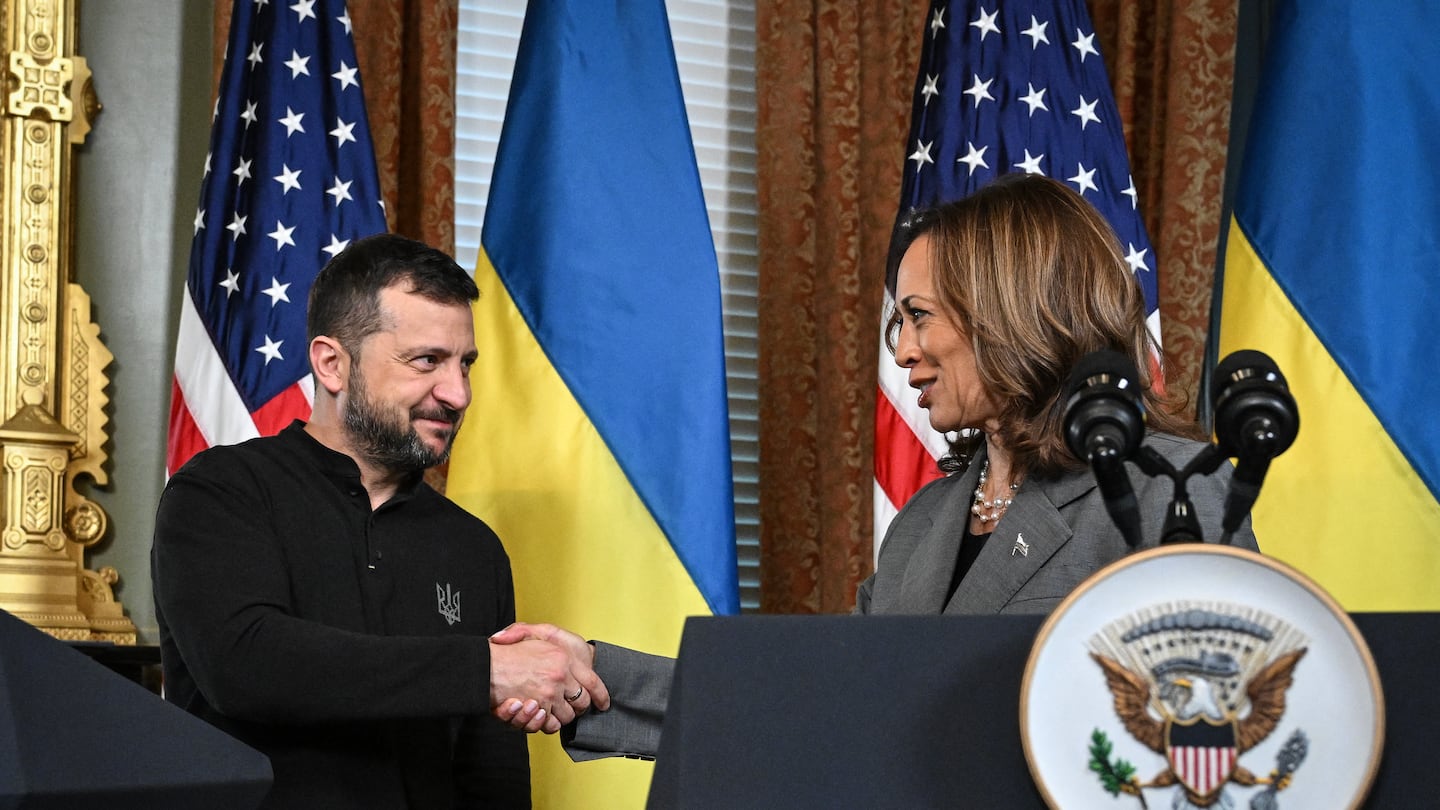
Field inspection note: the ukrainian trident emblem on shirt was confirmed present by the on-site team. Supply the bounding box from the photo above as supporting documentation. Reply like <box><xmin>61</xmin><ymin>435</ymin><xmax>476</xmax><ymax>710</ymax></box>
<box><xmin>1086</xmin><ymin>603</ymin><xmax>1309</xmax><ymax>809</ymax></box>
<box><xmin>436</xmin><ymin>583</ymin><xmax>461</xmax><ymax>626</ymax></box>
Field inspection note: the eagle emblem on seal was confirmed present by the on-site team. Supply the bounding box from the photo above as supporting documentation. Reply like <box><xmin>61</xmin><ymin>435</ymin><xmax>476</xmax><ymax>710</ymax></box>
<box><xmin>1087</xmin><ymin>603</ymin><xmax>1310</xmax><ymax>809</ymax></box>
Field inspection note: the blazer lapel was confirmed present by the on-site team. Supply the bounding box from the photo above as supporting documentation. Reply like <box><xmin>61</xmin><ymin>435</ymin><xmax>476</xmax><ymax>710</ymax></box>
<box><xmin>892</xmin><ymin>461</ymin><xmax>982</xmax><ymax>614</ymax></box>
<box><xmin>945</xmin><ymin>468</ymin><xmax>1096</xmax><ymax>614</ymax></box>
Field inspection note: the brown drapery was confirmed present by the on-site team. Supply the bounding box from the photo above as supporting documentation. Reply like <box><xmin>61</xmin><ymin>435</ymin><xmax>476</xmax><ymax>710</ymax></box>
<box><xmin>754</xmin><ymin>2</ymin><xmax>929</xmax><ymax>614</ymax></box>
<box><xmin>756</xmin><ymin>1</ymin><xmax>1238</xmax><ymax>614</ymax></box>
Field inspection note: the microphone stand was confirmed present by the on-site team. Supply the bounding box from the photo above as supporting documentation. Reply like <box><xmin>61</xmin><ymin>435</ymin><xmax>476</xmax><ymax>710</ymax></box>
<box><xmin>1132</xmin><ymin>443</ymin><xmax>1230</xmax><ymax>545</ymax></box>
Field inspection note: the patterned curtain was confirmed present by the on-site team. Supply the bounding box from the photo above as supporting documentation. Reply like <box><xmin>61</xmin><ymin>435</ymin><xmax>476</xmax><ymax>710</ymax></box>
<box><xmin>755</xmin><ymin>0</ymin><xmax>1238</xmax><ymax>614</ymax></box>
<box><xmin>214</xmin><ymin>0</ymin><xmax>457</xmax><ymax>251</ymax></box>
<box><xmin>755</xmin><ymin>2</ymin><xmax>927</xmax><ymax>613</ymax></box>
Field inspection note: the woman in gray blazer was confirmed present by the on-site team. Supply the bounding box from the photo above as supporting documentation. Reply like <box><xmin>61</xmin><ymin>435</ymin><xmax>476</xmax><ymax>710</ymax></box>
<box><xmin>860</xmin><ymin>172</ymin><xmax>1256</xmax><ymax>616</ymax></box>
<box><xmin>497</xmin><ymin>173</ymin><xmax>1258</xmax><ymax>756</ymax></box>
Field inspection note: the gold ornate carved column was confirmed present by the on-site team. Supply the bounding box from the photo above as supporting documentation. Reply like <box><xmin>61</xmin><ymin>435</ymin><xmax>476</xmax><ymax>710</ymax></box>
<box><xmin>0</xmin><ymin>0</ymin><xmax>133</xmax><ymax>642</ymax></box>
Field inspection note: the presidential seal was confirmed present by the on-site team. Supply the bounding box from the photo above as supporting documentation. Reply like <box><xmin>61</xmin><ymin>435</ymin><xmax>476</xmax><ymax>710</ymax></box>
<box><xmin>1087</xmin><ymin>603</ymin><xmax>1308</xmax><ymax>808</ymax></box>
<box><xmin>1021</xmin><ymin>545</ymin><xmax>1382</xmax><ymax>810</ymax></box>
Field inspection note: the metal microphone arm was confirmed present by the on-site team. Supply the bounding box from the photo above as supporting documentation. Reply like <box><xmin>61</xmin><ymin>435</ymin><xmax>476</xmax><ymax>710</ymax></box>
<box><xmin>1133</xmin><ymin>444</ymin><xmax>1230</xmax><ymax>545</ymax></box>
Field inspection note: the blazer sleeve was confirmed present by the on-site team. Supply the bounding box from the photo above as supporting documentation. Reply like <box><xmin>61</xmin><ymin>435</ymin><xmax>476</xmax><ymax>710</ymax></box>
<box><xmin>562</xmin><ymin>642</ymin><xmax>674</xmax><ymax>761</ymax></box>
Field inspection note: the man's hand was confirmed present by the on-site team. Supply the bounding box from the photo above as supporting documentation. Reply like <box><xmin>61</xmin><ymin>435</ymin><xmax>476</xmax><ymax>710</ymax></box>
<box><xmin>489</xmin><ymin>623</ymin><xmax>610</xmax><ymax>733</ymax></box>
<box><xmin>489</xmin><ymin>638</ymin><xmax>591</xmax><ymax>734</ymax></box>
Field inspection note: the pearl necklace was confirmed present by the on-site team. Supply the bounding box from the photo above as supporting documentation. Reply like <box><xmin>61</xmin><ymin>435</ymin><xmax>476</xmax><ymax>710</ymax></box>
<box><xmin>971</xmin><ymin>459</ymin><xmax>1022</xmax><ymax>525</ymax></box>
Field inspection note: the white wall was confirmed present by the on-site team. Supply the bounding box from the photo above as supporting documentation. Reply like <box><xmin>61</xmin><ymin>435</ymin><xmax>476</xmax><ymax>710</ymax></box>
<box><xmin>73</xmin><ymin>0</ymin><xmax>212</xmax><ymax>642</ymax></box>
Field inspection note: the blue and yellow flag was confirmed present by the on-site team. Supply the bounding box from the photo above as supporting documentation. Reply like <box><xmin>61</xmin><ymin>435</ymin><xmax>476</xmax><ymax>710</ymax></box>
<box><xmin>1219</xmin><ymin>0</ymin><xmax>1440</xmax><ymax>610</ymax></box>
<box><xmin>446</xmin><ymin>0</ymin><xmax>740</xmax><ymax>804</ymax></box>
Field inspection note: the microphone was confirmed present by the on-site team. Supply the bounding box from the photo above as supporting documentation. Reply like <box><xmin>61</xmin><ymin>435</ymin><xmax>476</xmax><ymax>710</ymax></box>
<box><xmin>1064</xmin><ymin>350</ymin><xmax>1147</xmax><ymax>547</ymax></box>
<box><xmin>1211</xmin><ymin>350</ymin><xmax>1299</xmax><ymax>538</ymax></box>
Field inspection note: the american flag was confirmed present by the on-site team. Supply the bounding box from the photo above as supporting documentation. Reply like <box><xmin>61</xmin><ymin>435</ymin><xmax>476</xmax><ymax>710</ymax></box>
<box><xmin>874</xmin><ymin>0</ymin><xmax>1158</xmax><ymax>544</ymax></box>
<box><xmin>168</xmin><ymin>0</ymin><xmax>386</xmax><ymax>475</ymax></box>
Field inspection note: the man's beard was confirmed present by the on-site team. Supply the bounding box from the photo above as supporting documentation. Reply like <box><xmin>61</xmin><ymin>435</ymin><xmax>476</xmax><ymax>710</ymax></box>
<box><xmin>342</xmin><ymin>366</ymin><xmax>462</xmax><ymax>474</ymax></box>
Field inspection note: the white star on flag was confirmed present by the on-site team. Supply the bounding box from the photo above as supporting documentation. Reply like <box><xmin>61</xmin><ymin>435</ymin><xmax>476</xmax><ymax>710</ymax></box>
<box><xmin>227</xmin><ymin>213</ymin><xmax>248</xmax><ymax>240</ymax></box>
<box><xmin>273</xmin><ymin>164</ymin><xmax>303</xmax><ymax>194</ymax></box>
<box><xmin>327</xmin><ymin>177</ymin><xmax>353</xmax><ymax>204</ymax></box>
<box><xmin>957</xmin><ymin>141</ymin><xmax>989</xmax><ymax>175</ymax></box>
<box><xmin>1068</xmin><ymin>163</ymin><xmax>1099</xmax><ymax>195</ymax></box>
<box><xmin>330</xmin><ymin>117</ymin><xmax>357</xmax><ymax>146</ymax></box>
<box><xmin>322</xmin><ymin>235</ymin><xmax>350</xmax><ymax>257</ymax></box>
<box><xmin>1124</xmin><ymin>243</ymin><xmax>1149</xmax><ymax>273</ymax></box>
<box><xmin>284</xmin><ymin>50</ymin><xmax>311</xmax><ymax>78</ymax></box>
<box><xmin>278</xmin><ymin>107</ymin><xmax>306</xmax><ymax>136</ymax></box>
<box><xmin>255</xmin><ymin>335</ymin><xmax>285</xmax><ymax>364</ymax></box>
<box><xmin>268</xmin><ymin>220</ymin><xmax>297</xmax><ymax>250</ymax></box>
<box><xmin>1022</xmin><ymin>15</ymin><xmax>1049</xmax><ymax>48</ymax></box>
<box><xmin>1019</xmin><ymin>83</ymin><xmax>1048</xmax><ymax>115</ymax></box>
<box><xmin>909</xmin><ymin>139</ymin><xmax>935</xmax><ymax>169</ymax></box>
<box><xmin>964</xmin><ymin>74</ymin><xmax>995</xmax><ymax>108</ymax></box>
<box><xmin>332</xmin><ymin>60</ymin><xmax>359</xmax><ymax>91</ymax></box>
<box><xmin>970</xmin><ymin>8</ymin><xmax>1000</xmax><ymax>41</ymax></box>
<box><xmin>1013</xmin><ymin>149</ymin><xmax>1044</xmax><ymax>175</ymax></box>
<box><xmin>1123</xmin><ymin>176</ymin><xmax>1139</xmax><ymax>209</ymax></box>
<box><xmin>921</xmin><ymin>74</ymin><xmax>940</xmax><ymax>105</ymax></box>
<box><xmin>262</xmin><ymin>277</ymin><xmax>292</xmax><ymax>306</ymax></box>
<box><xmin>1071</xmin><ymin>95</ymin><xmax>1101</xmax><ymax>129</ymax></box>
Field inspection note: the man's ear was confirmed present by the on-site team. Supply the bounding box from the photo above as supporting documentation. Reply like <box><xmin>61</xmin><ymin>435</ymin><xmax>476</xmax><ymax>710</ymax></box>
<box><xmin>310</xmin><ymin>336</ymin><xmax>349</xmax><ymax>395</ymax></box>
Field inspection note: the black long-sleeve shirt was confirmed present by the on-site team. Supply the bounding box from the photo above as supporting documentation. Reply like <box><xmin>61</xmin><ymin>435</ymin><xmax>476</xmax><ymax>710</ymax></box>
<box><xmin>153</xmin><ymin>421</ymin><xmax>528</xmax><ymax>808</ymax></box>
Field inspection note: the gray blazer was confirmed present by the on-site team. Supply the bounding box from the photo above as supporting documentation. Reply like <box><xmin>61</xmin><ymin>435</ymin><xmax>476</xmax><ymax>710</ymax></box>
<box><xmin>856</xmin><ymin>433</ymin><xmax>1259</xmax><ymax>616</ymax></box>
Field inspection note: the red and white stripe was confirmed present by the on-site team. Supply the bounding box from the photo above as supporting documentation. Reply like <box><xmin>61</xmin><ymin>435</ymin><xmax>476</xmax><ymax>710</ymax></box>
<box><xmin>167</xmin><ymin>290</ymin><xmax>313</xmax><ymax>476</ymax></box>
<box><xmin>1169</xmin><ymin>745</ymin><xmax>1236</xmax><ymax>798</ymax></box>
<box><xmin>873</xmin><ymin>294</ymin><xmax>947</xmax><ymax>557</ymax></box>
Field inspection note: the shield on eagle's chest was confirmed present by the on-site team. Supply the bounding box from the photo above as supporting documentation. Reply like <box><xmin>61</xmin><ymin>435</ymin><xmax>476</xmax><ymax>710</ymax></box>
<box><xmin>1166</xmin><ymin>717</ymin><xmax>1238</xmax><ymax>800</ymax></box>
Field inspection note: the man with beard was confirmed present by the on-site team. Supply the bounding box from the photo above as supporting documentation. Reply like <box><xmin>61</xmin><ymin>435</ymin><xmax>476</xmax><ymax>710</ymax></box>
<box><xmin>152</xmin><ymin>234</ymin><xmax>607</xmax><ymax>809</ymax></box>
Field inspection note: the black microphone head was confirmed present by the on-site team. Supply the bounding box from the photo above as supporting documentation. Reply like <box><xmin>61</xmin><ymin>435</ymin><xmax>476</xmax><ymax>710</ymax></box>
<box><xmin>1066</xmin><ymin>349</ymin><xmax>1137</xmax><ymax>398</ymax></box>
<box><xmin>1212</xmin><ymin>349</ymin><xmax>1299</xmax><ymax>459</ymax></box>
<box><xmin>1063</xmin><ymin>350</ymin><xmax>1146</xmax><ymax>461</ymax></box>
<box><xmin>1214</xmin><ymin>349</ymin><xmax>1282</xmax><ymax>388</ymax></box>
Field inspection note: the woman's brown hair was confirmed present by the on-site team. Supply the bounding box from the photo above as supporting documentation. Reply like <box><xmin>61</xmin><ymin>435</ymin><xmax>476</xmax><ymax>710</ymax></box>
<box><xmin>885</xmin><ymin>173</ymin><xmax>1197</xmax><ymax>477</ymax></box>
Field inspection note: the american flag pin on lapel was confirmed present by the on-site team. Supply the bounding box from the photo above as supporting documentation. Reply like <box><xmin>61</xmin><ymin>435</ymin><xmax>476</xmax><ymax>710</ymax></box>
<box><xmin>1011</xmin><ymin>533</ymin><xmax>1029</xmax><ymax>557</ymax></box>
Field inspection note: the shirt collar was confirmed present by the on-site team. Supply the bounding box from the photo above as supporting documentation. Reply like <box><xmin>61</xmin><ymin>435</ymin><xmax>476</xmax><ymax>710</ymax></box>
<box><xmin>281</xmin><ymin>420</ymin><xmax>425</xmax><ymax>503</ymax></box>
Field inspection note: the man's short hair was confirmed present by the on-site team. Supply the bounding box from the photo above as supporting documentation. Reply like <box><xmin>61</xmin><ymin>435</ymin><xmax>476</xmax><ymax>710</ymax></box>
<box><xmin>306</xmin><ymin>233</ymin><xmax>478</xmax><ymax>354</ymax></box>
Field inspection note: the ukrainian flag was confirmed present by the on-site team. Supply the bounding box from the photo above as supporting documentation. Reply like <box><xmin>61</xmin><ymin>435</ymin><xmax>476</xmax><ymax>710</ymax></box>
<box><xmin>445</xmin><ymin>1</ymin><xmax>740</xmax><ymax>805</ymax></box>
<box><xmin>1218</xmin><ymin>0</ymin><xmax>1440</xmax><ymax>610</ymax></box>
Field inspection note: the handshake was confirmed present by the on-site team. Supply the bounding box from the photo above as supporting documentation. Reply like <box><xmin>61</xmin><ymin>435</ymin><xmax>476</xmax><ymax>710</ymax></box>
<box><xmin>488</xmin><ymin>622</ymin><xmax>608</xmax><ymax>734</ymax></box>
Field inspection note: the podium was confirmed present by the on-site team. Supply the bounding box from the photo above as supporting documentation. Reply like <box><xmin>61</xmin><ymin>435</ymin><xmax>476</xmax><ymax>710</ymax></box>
<box><xmin>649</xmin><ymin>613</ymin><xmax>1438</xmax><ymax>808</ymax></box>
<box><xmin>0</xmin><ymin>609</ymin><xmax>271</xmax><ymax>809</ymax></box>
